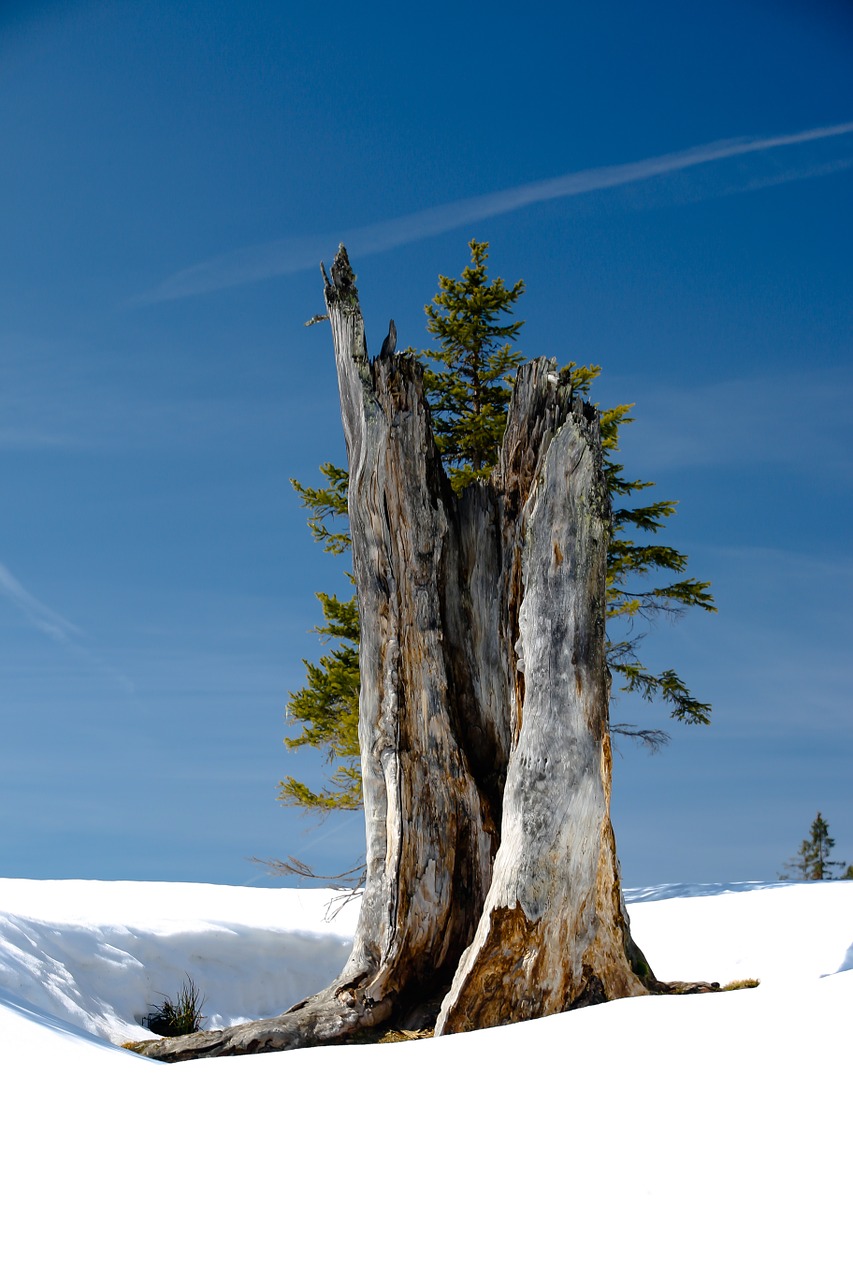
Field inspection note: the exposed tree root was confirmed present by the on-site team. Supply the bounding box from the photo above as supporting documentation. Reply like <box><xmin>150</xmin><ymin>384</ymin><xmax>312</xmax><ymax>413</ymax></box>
<box><xmin>125</xmin><ymin>973</ymin><xmax>734</xmax><ymax>1062</ymax></box>
<box><xmin>129</xmin><ymin>981</ymin><xmax>392</xmax><ymax>1062</ymax></box>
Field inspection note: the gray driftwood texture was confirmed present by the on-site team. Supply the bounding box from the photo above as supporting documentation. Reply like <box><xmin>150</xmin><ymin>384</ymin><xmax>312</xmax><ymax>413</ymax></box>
<box><xmin>136</xmin><ymin>245</ymin><xmax>661</xmax><ymax>1063</ymax></box>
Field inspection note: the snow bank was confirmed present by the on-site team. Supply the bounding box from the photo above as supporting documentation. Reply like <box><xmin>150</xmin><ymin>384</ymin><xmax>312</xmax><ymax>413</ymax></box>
<box><xmin>0</xmin><ymin>879</ymin><xmax>360</xmax><ymax>1043</ymax></box>
<box><xmin>628</xmin><ymin>880</ymin><xmax>853</xmax><ymax>986</ymax></box>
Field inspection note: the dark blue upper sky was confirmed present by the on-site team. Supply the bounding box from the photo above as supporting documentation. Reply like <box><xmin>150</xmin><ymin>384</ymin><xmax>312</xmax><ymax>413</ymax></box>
<box><xmin>1</xmin><ymin>0</ymin><xmax>851</xmax><ymax>885</ymax></box>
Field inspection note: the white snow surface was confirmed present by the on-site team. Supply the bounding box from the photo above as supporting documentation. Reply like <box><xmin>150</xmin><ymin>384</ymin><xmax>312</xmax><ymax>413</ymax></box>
<box><xmin>1</xmin><ymin>877</ymin><xmax>850</xmax><ymax>1279</ymax></box>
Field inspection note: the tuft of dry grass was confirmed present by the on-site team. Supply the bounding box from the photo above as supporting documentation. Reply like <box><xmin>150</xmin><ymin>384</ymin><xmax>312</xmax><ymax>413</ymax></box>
<box><xmin>145</xmin><ymin>974</ymin><xmax>206</xmax><ymax>1037</ymax></box>
<box><xmin>377</xmin><ymin>1027</ymin><xmax>434</xmax><ymax>1044</ymax></box>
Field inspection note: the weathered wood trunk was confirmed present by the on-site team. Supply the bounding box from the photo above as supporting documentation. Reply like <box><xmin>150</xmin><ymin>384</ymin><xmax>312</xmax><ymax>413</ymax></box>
<box><xmin>438</xmin><ymin>373</ymin><xmax>650</xmax><ymax>1031</ymax></box>
<box><xmin>135</xmin><ymin>245</ymin><xmax>657</xmax><ymax>1063</ymax></box>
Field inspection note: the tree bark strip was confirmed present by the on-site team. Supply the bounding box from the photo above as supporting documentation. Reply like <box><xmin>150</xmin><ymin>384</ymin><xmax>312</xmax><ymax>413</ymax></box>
<box><xmin>438</xmin><ymin>380</ymin><xmax>650</xmax><ymax>1033</ymax></box>
<box><xmin>323</xmin><ymin>250</ymin><xmax>495</xmax><ymax>1011</ymax></box>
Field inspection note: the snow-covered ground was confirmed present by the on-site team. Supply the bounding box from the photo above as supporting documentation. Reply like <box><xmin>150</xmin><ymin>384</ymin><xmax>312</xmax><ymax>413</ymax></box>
<box><xmin>1</xmin><ymin>878</ymin><xmax>850</xmax><ymax>1279</ymax></box>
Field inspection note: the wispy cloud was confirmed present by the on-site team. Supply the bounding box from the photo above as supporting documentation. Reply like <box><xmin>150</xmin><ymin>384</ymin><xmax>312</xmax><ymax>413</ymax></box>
<box><xmin>135</xmin><ymin>120</ymin><xmax>853</xmax><ymax>304</ymax></box>
<box><xmin>606</xmin><ymin>366</ymin><xmax>853</xmax><ymax>477</ymax></box>
<box><xmin>0</xmin><ymin>561</ymin><xmax>136</xmax><ymax>692</ymax></box>
<box><xmin>0</xmin><ymin>562</ymin><xmax>83</xmax><ymax>644</ymax></box>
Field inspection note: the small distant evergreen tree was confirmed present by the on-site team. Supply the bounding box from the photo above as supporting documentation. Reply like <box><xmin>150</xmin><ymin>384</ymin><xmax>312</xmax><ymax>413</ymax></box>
<box><xmin>780</xmin><ymin>812</ymin><xmax>841</xmax><ymax>881</ymax></box>
<box><xmin>280</xmin><ymin>240</ymin><xmax>715</xmax><ymax>821</ymax></box>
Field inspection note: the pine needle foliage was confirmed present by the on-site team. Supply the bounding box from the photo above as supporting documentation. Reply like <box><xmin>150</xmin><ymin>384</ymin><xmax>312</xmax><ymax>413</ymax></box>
<box><xmin>559</xmin><ymin>362</ymin><xmax>716</xmax><ymax>737</ymax></box>
<box><xmin>423</xmin><ymin>240</ymin><xmax>525</xmax><ymax>491</ymax></box>
<box><xmin>279</xmin><ymin>463</ymin><xmax>361</xmax><ymax>812</ymax></box>
<box><xmin>281</xmin><ymin>240</ymin><xmax>715</xmax><ymax>819</ymax></box>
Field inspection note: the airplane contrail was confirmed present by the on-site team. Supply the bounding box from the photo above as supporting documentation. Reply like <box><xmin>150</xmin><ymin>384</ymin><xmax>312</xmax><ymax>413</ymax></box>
<box><xmin>136</xmin><ymin>120</ymin><xmax>853</xmax><ymax>304</ymax></box>
<box><xmin>0</xmin><ymin>561</ymin><xmax>82</xmax><ymax>644</ymax></box>
<box><xmin>0</xmin><ymin>560</ymin><xmax>136</xmax><ymax>693</ymax></box>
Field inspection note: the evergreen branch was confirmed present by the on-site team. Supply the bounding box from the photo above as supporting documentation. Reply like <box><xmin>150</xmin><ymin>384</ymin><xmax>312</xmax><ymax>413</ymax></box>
<box><xmin>278</xmin><ymin>769</ymin><xmax>363</xmax><ymax>812</ymax></box>
<box><xmin>610</xmin><ymin>724</ymin><xmax>671</xmax><ymax>751</ymax></box>
<box><xmin>291</xmin><ymin>466</ymin><xmax>351</xmax><ymax>555</ymax></box>
<box><xmin>611</xmin><ymin>660</ymin><xmax>712</xmax><ymax>725</ymax></box>
<box><xmin>254</xmin><ymin>853</ymin><xmax>366</xmax><ymax>890</ymax></box>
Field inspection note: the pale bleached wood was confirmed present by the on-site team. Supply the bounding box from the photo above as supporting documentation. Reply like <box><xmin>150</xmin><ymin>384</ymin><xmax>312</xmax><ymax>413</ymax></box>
<box><xmin>438</xmin><ymin>370</ymin><xmax>650</xmax><ymax>1034</ymax></box>
<box><xmin>325</xmin><ymin>248</ymin><xmax>495</xmax><ymax>1008</ymax></box>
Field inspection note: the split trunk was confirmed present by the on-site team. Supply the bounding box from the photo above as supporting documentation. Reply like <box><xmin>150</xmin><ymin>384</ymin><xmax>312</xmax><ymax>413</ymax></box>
<box><xmin>138</xmin><ymin>246</ymin><xmax>659</xmax><ymax>1062</ymax></box>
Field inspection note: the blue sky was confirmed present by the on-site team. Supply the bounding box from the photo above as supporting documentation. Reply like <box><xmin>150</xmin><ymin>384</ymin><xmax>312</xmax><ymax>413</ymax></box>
<box><xmin>1</xmin><ymin>0</ymin><xmax>851</xmax><ymax>887</ymax></box>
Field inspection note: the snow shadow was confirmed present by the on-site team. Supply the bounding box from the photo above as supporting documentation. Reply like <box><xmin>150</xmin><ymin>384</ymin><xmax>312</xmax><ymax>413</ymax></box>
<box><xmin>829</xmin><ymin>941</ymin><xmax>853</xmax><ymax>975</ymax></box>
<box><xmin>623</xmin><ymin>881</ymin><xmax>782</xmax><ymax>903</ymax></box>
<box><xmin>0</xmin><ymin>989</ymin><xmax>141</xmax><ymax>1055</ymax></box>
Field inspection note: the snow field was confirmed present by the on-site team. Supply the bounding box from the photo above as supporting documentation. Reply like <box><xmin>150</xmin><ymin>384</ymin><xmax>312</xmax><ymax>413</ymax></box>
<box><xmin>0</xmin><ymin>879</ymin><xmax>850</xmax><ymax>1279</ymax></box>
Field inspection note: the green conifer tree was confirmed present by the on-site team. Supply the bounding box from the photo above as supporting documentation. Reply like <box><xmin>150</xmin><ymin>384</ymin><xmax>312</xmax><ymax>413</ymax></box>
<box><xmin>280</xmin><ymin>240</ymin><xmax>715</xmax><ymax>823</ymax></box>
<box><xmin>780</xmin><ymin>812</ymin><xmax>841</xmax><ymax>881</ymax></box>
<box><xmin>422</xmin><ymin>240</ymin><xmax>525</xmax><ymax>491</ymax></box>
